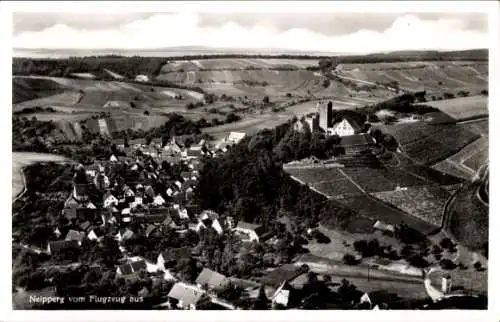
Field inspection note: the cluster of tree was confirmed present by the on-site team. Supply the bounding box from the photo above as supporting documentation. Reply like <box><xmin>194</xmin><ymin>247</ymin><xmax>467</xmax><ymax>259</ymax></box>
<box><xmin>12</xmin><ymin>116</ymin><xmax>57</xmax><ymax>153</ymax></box>
<box><xmin>235</xmin><ymin>80</ymin><xmax>269</xmax><ymax>87</ymax></box>
<box><xmin>196</xmin><ymin>119</ymin><xmax>353</xmax><ymax>235</ymax></box>
<box><xmin>13</xmin><ymin>106</ymin><xmax>57</xmax><ymax>115</ymax></box>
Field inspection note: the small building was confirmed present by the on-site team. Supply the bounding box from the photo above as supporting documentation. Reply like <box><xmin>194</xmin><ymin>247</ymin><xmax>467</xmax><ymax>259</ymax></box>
<box><xmin>226</xmin><ymin>132</ymin><xmax>246</xmax><ymax>144</ymax></box>
<box><xmin>442</xmin><ymin>275</ymin><xmax>452</xmax><ymax>294</ymax></box>
<box><xmin>116</xmin><ymin>228</ymin><xmax>135</xmax><ymax>242</ymax></box>
<box><xmin>47</xmin><ymin>240</ymin><xmax>80</xmax><ymax>255</ymax></box>
<box><xmin>135</xmin><ymin>75</ymin><xmax>150</xmax><ymax>83</ymax></box>
<box><xmin>233</xmin><ymin>221</ymin><xmax>267</xmax><ymax>243</ymax></box>
<box><xmin>116</xmin><ymin>260</ymin><xmax>147</xmax><ymax>276</ymax></box>
<box><xmin>195</xmin><ymin>268</ymin><xmax>229</xmax><ymax>291</ymax></box>
<box><xmin>64</xmin><ymin>230</ymin><xmax>86</xmax><ymax>246</ymax></box>
<box><xmin>359</xmin><ymin>291</ymin><xmax>396</xmax><ymax>309</ymax></box>
<box><xmin>103</xmin><ymin>191</ymin><xmax>119</xmax><ymax>208</ymax></box>
<box><xmin>271</xmin><ymin>280</ymin><xmax>293</xmax><ymax>308</ymax></box>
<box><xmin>153</xmin><ymin>194</ymin><xmax>166</xmax><ymax>206</ymax></box>
<box><xmin>167</xmin><ymin>282</ymin><xmax>209</xmax><ymax>310</ymax></box>
<box><xmin>373</xmin><ymin>220</ymin><xmax>395</xmax><ymax>233</ymax></box>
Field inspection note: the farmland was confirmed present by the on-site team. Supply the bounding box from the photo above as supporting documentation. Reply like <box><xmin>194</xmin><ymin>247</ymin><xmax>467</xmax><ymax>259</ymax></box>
<box><xmin>160</xmin><ymin>58</ymin><xmax>319</xmax><ymax>72</ymax></box>
<box><xmin>426</xmin><ymin>95</ymin><xmax>488</xmax><ymax>120</ymax></box>
<box><xmin>336</xmin><ymin>61</ymin><xmax>488</xmax><ymax>94</ymax></box>
<box><xmin>375</xmin><ymin>121</ymin><xmax>480</xmax><ymax>165</ymax></box>
<box><xmin>371</xmin><ymin>186</ymin><xmax>452</xmax><ymax>227</ymax></box>
<box><xmin>337</xmin><ymin>195</ymin><xmax>438</xmax><ymax>234</ymax></box>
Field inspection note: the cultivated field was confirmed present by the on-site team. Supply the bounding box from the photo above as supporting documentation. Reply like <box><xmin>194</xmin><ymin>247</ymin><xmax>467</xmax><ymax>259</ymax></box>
<box><xmin>161</xmin><ymin>58</ymin><xmax>319</xmax><ymax>72</ymax></box>
<box><xmin>337</xmin><ymin>61</ymin><xmax>488</xmax><ymax>93</ymax></box>
<box><xmin>426</xmin><ymin>95</ymin><xmax>488</xmax><ymax>120</ymax></box>
<box><xmin>371</xmin><ymin>186</ymin><xmax>452</xmax><ymax>227</ymax></box>
<box><xmin>337</xmin><ymin>195</ymin><xmax>438</xmax><ymax>234</ymax></box>
<box><xmin>376</xmin><ymin>122</ymin><xmax>480</xmax><ymax>165</ymax></box>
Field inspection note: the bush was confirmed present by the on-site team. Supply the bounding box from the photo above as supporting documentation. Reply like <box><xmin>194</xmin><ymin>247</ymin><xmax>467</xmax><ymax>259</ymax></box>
<box><xmin>263</xmin><ymin>96</ymin><xmax>270</xmax><ymax>104</ymax></box>
<box><xmin>343</xmin><ymin>253</ymin><xmax>359</xmax><ymax>265</ymax></box>
<box><xmin>439</xmin><ymin>238</ymin><xmax>455</xmax><ymax>251</ymax></box>
<box><xmin>443</xmin><ymin>92</ymin><xmax>455</xmax><ymax>100</ymax></box>
<box><xmin>186</xmin><ymin>103</ymin><xmax>195</xmax><ymax>109</ymax></box>
<box><xmin>408</xmin><ymin>255</ymin><xmax>429</xmax><ymax>268</ymax></box>
<box><xmin>440</xmin><ymin>259</ymin><xmax>456</xmax><ymax>270</ymax></box>
<box><xmin>480</xmin><ymin>89</ymin><xmax>488</xmax><ymax>96</ymax></box>
<box><xmin>473</xmin><ymin>261</ymin><xmax>482</xmax><ymax>271</ymax></box>
<box><xmin>143</xmin><ymin>110</ymin><xmax>150</xmax><ymax>115</ymax></box>
<box><xmin>286</xmin><ymin>93</ymin><xmax>292</xmax><ymax>98</ymax></box>
<box><xmin>312</xmin><ymin>230</ymin><xmax>331</xmax><ymax>244</ymax></box>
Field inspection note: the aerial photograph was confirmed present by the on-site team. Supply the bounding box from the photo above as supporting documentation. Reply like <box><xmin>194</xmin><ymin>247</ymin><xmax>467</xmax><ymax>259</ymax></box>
<box><xmin>11</xmin><ymin>6</ymin><xmax>489</xmax><ymax>311</ymax></box>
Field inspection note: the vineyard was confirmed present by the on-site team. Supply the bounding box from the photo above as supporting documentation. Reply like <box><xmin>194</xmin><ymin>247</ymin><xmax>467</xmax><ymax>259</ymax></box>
<box><xmin>371</xmin><ymin>186</ymin><xmax>451</xmax><ymax>227</ymax></box>
<box><xmin>427</xmin><ymin>95</ymin><xmax>488</xmax><ymax>120</ymax></box>
<box><xmin>337</xmin><ymin>195</ymin><xmax>438</xmax><ymax>234</ymax></box>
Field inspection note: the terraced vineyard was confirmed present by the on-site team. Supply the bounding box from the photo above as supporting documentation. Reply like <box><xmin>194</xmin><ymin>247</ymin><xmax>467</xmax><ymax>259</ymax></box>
<box><xmin>337</xmin><ymin>195</ymin><xmax>438</xmax><ymax>234</ymax></box>
<box><xmin>372</xmin><ymin>186</ymin><xmax>452</xmax><ymax>227</ymax></box>
<box><xmin>376</xmin><ymin>122</ymin><xmax>480</xmax><ymax>165</ymax></box>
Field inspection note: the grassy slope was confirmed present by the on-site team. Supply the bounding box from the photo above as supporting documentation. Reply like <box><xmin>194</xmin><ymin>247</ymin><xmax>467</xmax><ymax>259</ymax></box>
<box><xmin>447</xmin><ymin>180</ymin><xmax>488</xmax><ymax>252</ymax></box>
<box><xmin>12</xmin><ymin>77</ymin><xmax>65</xmax><ymax>104</ymax></box>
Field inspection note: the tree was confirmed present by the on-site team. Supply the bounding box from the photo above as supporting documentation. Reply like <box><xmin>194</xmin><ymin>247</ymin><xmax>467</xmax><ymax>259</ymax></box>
<box><xmin>343</xmin><ymin>253</ymin><xmax>359</xmax><ymax>265</ymax></box>
<box><xmin>262</xmin><ymin>96</ymin><xmax>270</xmax><ymax>104</ymax></box>
<box><xmin>440</xmin><ymin>259</ymin><xmax>456</xmax><ymax>270</ymax></box>
<box><xmin>253</xmin><ymin>286</ymin><xmax>270</xmax><ymax>310</ymax></box>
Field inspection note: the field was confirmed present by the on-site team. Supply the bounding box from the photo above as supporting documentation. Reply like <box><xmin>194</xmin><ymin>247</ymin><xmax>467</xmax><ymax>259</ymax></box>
<box><xmin>376</xmin><ymin>122</ymin><xmax>480</xmax><ymax>165</ymax></box>
<box><xmin>337</xmin><ymin>61</ymin><xmax>488</xmax><ymax>94</ymax></box>
<box><xmin>161</xmin><ymin>58</ymin><xmax>319</xmax><ymax>72</ymax></box>
<box><xmin>337</xmin><ymin>195</ymin><xmax>438</xmax><ymax>234</ymax></box>
<box><xmin>12</xmin><ymin>152</ymin><xmax>67</xmax><ymax>199</ymax></box>
<box><xmin>426</xmin><ymin>96</ymin><xmax>488</xmax><ymax>120</ymax></box>
<box><xmin>371</xmin><ymin>186</ymin><xmax>452</xmax><ymax>227</ymax></box>
<box><xmin>459</xmin><ymin>119</ymin><xmax>489</xmax><ymax>136</ymax></box>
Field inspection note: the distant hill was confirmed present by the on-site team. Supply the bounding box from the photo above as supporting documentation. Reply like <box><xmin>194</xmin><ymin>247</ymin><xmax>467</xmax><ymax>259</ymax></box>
<box><xmin>13</xmin><ymin>47</ymin><xmax>488</xmax><ymax>61</ymax></box>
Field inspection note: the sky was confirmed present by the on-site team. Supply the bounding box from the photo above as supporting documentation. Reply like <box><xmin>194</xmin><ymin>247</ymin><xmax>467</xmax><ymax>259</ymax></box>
<box><xmin>12</xmin><ymin>12</ymin><xmax>488</xmax><ymax>53</ymax></box>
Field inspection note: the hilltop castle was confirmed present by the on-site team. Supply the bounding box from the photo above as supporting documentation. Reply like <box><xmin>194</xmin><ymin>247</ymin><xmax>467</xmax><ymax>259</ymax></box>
<box><xmin>295</xmin><ymin>101</ymin><xmax>362</xmax><ymax>137</ymax></box>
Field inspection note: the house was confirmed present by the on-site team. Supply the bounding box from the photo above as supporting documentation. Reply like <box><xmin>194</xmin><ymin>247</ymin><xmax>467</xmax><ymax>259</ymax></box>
<box><xmin>359</xmin><ymin>291</ymin><xmax>397</xmax><ymax>309</ymax></box>
<box><xmin>113</xmin><ymin>138</ymin><xmax>125</xmax><ymax>150</ymax></box>
<box><xmin>153</xmin><ymin>194</ymin><xmax>166</xmax><ymax>206</ymax></box>
<box><xmin>85</xmin><ymin>201</ymin><xmax>97</xmax><ymax>209</ymax></box>
<box><xmin>116</xmin><ymin>260</ymin><xmax>147</xmax><ymax>276</ymax></box>
<box><xmin>103</xmin><ymin>191</ymin><xmax>119</xmax><ymax>208</ymax></box>
<box><xmin>64</xmin><ymin>195</ymin><xmax>80</xmax><ymax>209</ymax></box>
<box><xmin>167</xmin><ymin>282</ymin><xmax>209</xmax><ymax>310</ymax></box>
<box><xmin>73</xmin><ymin>184</ymin><xmax>89</xmax><ymax>202</ymax></box>
<box><xmin>145</xmin><ymin>224</ymin><xmax>158</xmax><ymax>238</ymax></box>
<box><xmin>110</xmin><ymin>154</ymin><xmax>118</xmax><ymax>162</ymax></box>
<box><xmin>195</xmin><ymin>268</ymin><xmax>229</xmax><ymax>291</ymax></box>
<box><xmin>150</xmin><ymin>137</ymin><xmax>163</xmax><ymax>148</ymax></box>
<box><xmin>94</xmin><ymin>172</ymin><xmax>110</xmax><ymax>191</ymax></box>
<box><xmin>338</xmin><ymin>133</ymin><xmax>375</xmax><ymax>155</ymax></box>
<box><xmin>54</xmin><ymin>227</ymin><xmax>62</xmax><ymax>238</ymax></box>
<box><xmin>144</xmin><ymin>185</ymin><xmax>156</xmax><ymax>199</ymax></box>
<box><xmin>87</xmin><ymin>228</ymin><xmax>104</xmax><ymax>241</ymax></box>
<box><xmin>373</xmin><ymin>220</ymin><xmax>395</xmax><ymax>233</ymax></box>
<box><xmin>135</xmin><ymin>75</ymin><xmax>149</xmax><ymax>82</ymax></box>
<box><xmin>233</xmin><ymin>221</ymin><xmax>267</xmax><ymax>242</ymax></box>
<box><xmin>185</xmin><ymin>149</ymin><xmax>203</xmax><ymax>159</ymax></box>
<box><xmin>47</xmin><ymin>240</ymin><xmax>80</xmax><ymax>255</ymax></box>
<box><xmin>271</xmin><ymin>281</ymin><xmax>293</xmax><ymax>308</ymax></box>
<box><xmin>226</xmin><ymin>132</ymin><xmax>246</xmax><ymax>144</ymax></box>
<box><xmin>327</xmin><ymin>117</ymin><xmax>361</xmax><ymax>137</ymax></box>
<box><xmin>65</xmin><ymin>230</ymin><xmax>86</xmax><ymax>245</ymax></box>
<box><xmin>79</xmin><ymin>221</ymin><xmax>92</xmax><ymax>232</ymax></box>
<box><xmin>116</xmin><ymin>228</ymin><xmax>135</xmax><ymax>242</ymax></box>
<box><xmin>157</xmin><ymin>247</ymin><xmax>191</xmax><ymax>270</ymax></box>
<box><xmin>196</xmin><ymin>217</ymin><xmax>223</xmax><ymax>235</ymax></box>
<box><xmin>62</xmin><ymin>208</ymin><xmax>77</xmax><ymax>221</ymax></box>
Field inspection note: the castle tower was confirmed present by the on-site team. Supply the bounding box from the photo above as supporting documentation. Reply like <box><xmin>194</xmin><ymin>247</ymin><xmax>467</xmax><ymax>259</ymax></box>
<box><xmin>319</xmin><ymin>101</ymin><xmax>333</xmax><ymax>132</ymax></box>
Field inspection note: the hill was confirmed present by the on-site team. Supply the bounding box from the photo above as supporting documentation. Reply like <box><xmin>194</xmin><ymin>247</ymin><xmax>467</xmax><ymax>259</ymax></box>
<box><xmin>13</xmin><ymin>77</ymin><xmax>65</xmax><ymax>104</ymax></box>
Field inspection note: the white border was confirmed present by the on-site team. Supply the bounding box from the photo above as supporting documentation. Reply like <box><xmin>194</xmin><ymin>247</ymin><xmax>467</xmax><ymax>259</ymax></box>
<box><xmin>1</xmin><ymin>1</ymin><xmax>499</xmax><ymax>321</ymax></box>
